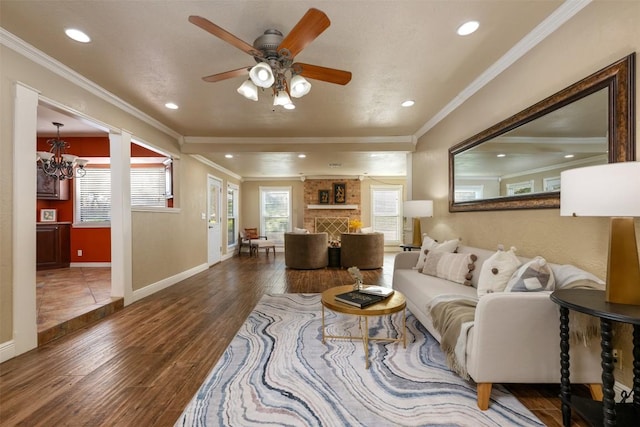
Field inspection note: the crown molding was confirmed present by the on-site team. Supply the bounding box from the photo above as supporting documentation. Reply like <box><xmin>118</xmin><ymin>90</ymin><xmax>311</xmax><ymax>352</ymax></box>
<box><xmin>414</xmin><ymin>0</ymin><xmax>592</xmax><ymax>139</ymax></box>
<box><xmin>183</xmin><ymin>135</ymin><xmax>416</xmax><ymax>145</ymax></box>
<box><xmin>191</xmin><ymin>155</ymin><xmax>243</xmax><ymax>181</ymax></box>
<box><xmin>1</xmin><ymin>28</ymin><xmax>182</xmax><ymax>141</ymax></box>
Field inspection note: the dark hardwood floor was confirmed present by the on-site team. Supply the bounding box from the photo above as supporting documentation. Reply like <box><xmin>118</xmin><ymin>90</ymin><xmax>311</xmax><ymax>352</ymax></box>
<box><xmin>0</xmin><ymin>253</ymin><xmax>589</xmax><ymax>426</ymax></box>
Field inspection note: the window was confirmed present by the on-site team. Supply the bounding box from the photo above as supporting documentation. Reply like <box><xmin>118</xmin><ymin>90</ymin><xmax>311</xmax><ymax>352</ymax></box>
<box><xmin>75</xmin><ymin>167</ymin><xmax>111</xmax><ymax>224</ymax></box>
<box><xmin>454</xmin><ymin>185</ymin><xmax>484</xmax><ymax>202</ymax></box>
<box><xmin>260</xmin><ymin>186</ymin><xmax>291</xmax><ymax>245</ymax></box>
<box><xmin>371</xmin><ymin>185</ymin><xmax>402</xmax><ymax>244</ymax></box>
<box><xmin>75</xmin><ymin>156</ymin><xmax>173</xmax><ymax>225</ymax></box>
<box><xmin>227</xmin><ymin>184</ymin><xmax>239</xmax><ymax>246</ymax></box>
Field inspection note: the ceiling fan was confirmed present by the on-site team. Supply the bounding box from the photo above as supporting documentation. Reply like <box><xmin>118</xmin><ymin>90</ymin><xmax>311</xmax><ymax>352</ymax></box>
<box><xmin>188</xmin><ymin>8</ymin><xmax>352</xmax><ymax>107</ymax></box>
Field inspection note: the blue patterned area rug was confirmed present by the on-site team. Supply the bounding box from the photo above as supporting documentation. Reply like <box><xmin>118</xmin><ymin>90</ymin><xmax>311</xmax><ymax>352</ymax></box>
<box><xmin>176</xmin><ymin>293</ymin><xmax>543</xmax><ymax>427</ymax></box>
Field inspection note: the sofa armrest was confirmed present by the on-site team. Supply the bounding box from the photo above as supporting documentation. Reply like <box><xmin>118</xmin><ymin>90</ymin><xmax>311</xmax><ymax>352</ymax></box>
<box><xmin>466</xmin><ymin>292</ymin><xmax>600</xmax><ymax>384</ymax></box>
<box><xmin>393</xmin><ymin>252</ymin><xmax>419</xmax><ymax>270</ymax></box>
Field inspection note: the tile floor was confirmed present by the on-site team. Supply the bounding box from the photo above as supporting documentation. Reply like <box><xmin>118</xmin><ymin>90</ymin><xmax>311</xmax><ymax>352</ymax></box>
<box><xmin>36</xmin><ymin>267</ymin><xmax>123</xmax><ymax>345</ymax></box>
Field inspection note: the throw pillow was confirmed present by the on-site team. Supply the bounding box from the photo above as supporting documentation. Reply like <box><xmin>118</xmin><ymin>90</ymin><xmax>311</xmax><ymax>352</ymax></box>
<box><xmin>421</xmin><ymin>251</ymin><xmax>477</xmax><ymax>286</ymax></box>
<box><xmin>505</xmin><ymin>256</ymin><xmax>555</xmax><ymax>292</ymax></box>
<box><xmin>244</xmin><ymin>228</ymin><xmax>259</xmax><ymax>239</ymax></box>
<box><xmin>477</xmin><ymin>247</ymin><xmax>521</xmax><ymax>297</ymax></box>
<box><xmin>414</xmin><ymin>236</ymin><xmax>459</xmax><ymax>270</ymax></box>
<box><xmin>293</xmin><ymin>227</ymin><xmax>309</xmax><ymax>234</ymax></box>
<box><xmin>360</xmin><ymin>226</ymin><xmax>373</xmax><ymax>233</ymax></box>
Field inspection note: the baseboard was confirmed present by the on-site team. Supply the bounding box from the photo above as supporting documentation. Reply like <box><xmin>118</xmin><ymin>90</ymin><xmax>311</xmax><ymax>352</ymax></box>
<box><xmin>0</xmin><ymin>339</ymin><xmax>15</xmax><ymax>363</ymax></box>
<box><xmin>69</xmin><ymin>262</ymin><xmax>111</xmax><ymax>268</ymax></box>
<box><xmin>132</xmin><ymin>262</ymin><xmax>208</xmax><ymax>302</ymax></box>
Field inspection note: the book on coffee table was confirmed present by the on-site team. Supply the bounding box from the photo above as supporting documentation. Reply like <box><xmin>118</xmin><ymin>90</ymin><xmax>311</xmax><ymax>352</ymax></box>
<box><xmin>335</xmin><ymin>290</ymin><xmax>384</xmax><ymax>308</ymax></box>
<box><xmin>359</xmin><ymin>286</ymin><xmax>394</xmax><ymax>297</ymax></box>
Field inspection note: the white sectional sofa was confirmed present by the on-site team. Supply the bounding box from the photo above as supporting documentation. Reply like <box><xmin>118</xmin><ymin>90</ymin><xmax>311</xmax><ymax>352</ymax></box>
<box><xmin>392</xmin><ymin>245</ymin><xmax>603</xmax><ymax>410</ymax></box>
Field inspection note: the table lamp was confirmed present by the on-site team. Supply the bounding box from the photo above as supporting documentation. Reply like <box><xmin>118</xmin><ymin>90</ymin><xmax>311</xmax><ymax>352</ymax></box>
<box><xmin>560</xmin><ymin>162</ymin><xmax>640</xmax><ymax>305</ymax></box>
<box><xmin>403</xmin><ymin>200</ymin><xmax>433</xmax><ymax>246</ymax></box>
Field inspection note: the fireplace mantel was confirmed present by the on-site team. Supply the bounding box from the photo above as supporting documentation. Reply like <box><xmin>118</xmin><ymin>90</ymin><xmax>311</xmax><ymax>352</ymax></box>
<box><xmin>307</xmin><ymin>204</ymin><xmax>358</xmax><ymax>210</ymax></box>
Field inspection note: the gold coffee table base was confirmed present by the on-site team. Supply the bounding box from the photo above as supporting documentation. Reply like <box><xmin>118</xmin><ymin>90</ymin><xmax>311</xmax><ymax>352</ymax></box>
<box><xmin>321</xmin><ymin>285</ymin><xmax>406</xmax><ymax>369</ymax></box>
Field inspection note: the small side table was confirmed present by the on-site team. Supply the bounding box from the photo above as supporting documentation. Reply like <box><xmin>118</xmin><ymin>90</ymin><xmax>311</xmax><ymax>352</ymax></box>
<box><xmin>399</xmin><ymin>244</ymin><xmax>421</xmax><ymax>252</ymax></box>
<box><xmin>328</xmin><ymin>247</ymin><xmax>341</xmax><ymax>268</ymax></box>
<box><xmin>550</xmin><ymin>289</ymin><xmax>640</xmax><ymax>426</ymax></box>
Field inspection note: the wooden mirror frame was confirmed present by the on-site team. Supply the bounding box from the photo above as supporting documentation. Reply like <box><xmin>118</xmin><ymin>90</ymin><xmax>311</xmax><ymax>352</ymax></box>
<box><xmin>449</xmin><ymin>53</ymin><xmax>635</xmax><ymax>212</ymax></box>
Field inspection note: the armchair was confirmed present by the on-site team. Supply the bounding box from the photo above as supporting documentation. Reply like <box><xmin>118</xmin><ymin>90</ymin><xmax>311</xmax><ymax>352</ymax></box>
<box><xmin>238</xmin><ymin>228</ymin><xmax>275</xmax><ymax>257</ymax></box>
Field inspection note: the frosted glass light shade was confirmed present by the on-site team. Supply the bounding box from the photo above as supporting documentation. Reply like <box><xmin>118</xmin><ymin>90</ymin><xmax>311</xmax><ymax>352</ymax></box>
<box><xmin>273</xmin><ymin>90</ymin><xmax>292</xmax><ymax>106</ymax></box>
<box><xmin>249</xmin><ymin>62</ymin><xmax>275</xmax><ymax>88</ymax></box>
<box><xmin>290</xmin><ymin>75</ymin><xmax>311</xmax><ymax>98</ymax></box>
<box><xmin>37</xmin><ymin>151</ymin><xmax>54</xmax><ymax>161</ymax></box>
<box><xmin>75</xmin><ymin>158</ymin><xmax>89</xmax><ymax>167</ymax></box>
<box><xmin>237</xmin><ymin>80</ymin><xmax>258</xmax><ymax>101</ymax></box>
<box><xmin>403</xmin><ymin>200</ymin><xmax>434</xmax><ymax>218</ymax></box>
<box><xmin>560</xmin><ymin>162</ymin><xmax>640</xmax><ymax>217</ymax></box>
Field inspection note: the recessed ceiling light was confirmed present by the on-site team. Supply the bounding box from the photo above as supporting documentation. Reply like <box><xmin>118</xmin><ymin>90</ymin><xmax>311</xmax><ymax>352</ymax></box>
<box><xmin>225</xmin><ymin>154</ymin><xmax>233</xmax><ymax>159</ymax></box>
<box><xmin>165</xmin><ymin>102</ymin><xmax>179</xmax><ymax>110</ymax></box>
<box><xmin>401</xmin><ymin>100</ymin><xmax>415</xmax><ymax>107</ymax></box>
<box><xmin>298</xmin><ymin>154</ymin><xmax>306</xmax><ymax>158</ymax></box>
<box><xmin>564</xmin><ymin>154</ymin><xmax>575</xmax><ymax>158</ymax></box>
<box><xmin>457</xmin><ymin>21</ymin><xmax>479</xmax><ymax>36</ymax></box>
<box><xmin>496</xmin><ymin>153</ymin><xmax>506</xmax><ymax>158</ymax></box>
<box><xmin>65</xmin><ymin>28</ymin><xmax>91</xmax><ymax>43</ymax></box>
<box><xmin>284</xmin><ymin>103</ymin><xmax>296</xmax><ymax>110</ymax></box>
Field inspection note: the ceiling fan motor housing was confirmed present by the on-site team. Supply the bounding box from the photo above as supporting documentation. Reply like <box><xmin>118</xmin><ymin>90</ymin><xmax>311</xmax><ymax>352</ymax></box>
<box><xmin>253</xmin><ymin>29</ymin><xmax>284</xmax><ymax>61</ymax></box>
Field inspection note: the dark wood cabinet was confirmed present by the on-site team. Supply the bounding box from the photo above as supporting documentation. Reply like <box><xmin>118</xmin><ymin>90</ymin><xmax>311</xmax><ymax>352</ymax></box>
<box><xmin>37</xmin><ymin>166</ymin><xmax>69</xmax><ymax>200</ymax></box>
<box><xmin>36</xmin><ymin>223</ymin><xmax>71</xmax><ymax>270</ymax></box>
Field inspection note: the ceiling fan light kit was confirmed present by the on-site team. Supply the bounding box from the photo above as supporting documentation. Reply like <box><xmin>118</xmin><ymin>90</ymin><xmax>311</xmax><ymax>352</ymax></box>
<box><xmin>189</xmin><ymin>8</ymin><xmax>351</xmax><ymax>109</ymax></box>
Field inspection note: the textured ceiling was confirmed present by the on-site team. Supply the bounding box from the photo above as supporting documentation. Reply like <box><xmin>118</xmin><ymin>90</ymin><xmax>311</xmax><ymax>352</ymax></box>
<box><xmin>1</xmin><ymin>0</ymin><xmax>569</xmax><ymax>178</ymax></box>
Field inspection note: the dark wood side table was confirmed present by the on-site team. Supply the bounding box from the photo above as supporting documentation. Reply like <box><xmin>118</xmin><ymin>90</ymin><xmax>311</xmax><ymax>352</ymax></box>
<box><xmin>328</xmin><ymin>246</ymin><xmax>341</xmax><ymax>268</ymax></box>
<box><xmin>550</xmin><ymin>289</ymin><xmax>640</xmax><ymax>426</ymax></box>
<box><xmin>399</xmin><ymin>244</ymin><xmax>421</xmax><ymax>252</ymax></box>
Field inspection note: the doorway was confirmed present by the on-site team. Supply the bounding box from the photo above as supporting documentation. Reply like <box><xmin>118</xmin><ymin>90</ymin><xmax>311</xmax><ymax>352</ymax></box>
<box><xmin>207</xmin><ymin>175</ymin><xmax>222</xmax><ymax>266</ymax></box>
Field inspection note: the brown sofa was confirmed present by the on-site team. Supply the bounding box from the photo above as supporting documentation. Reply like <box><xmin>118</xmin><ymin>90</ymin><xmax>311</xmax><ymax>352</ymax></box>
<box><xmin>284</xmin><ymin>232</ymin><xmax>328</xmax><ymax>269</ymax></box>
<box><xmin>340</xmin><ymin>232</ymin><xmax>384</xmax><ymax>269</ymax></box>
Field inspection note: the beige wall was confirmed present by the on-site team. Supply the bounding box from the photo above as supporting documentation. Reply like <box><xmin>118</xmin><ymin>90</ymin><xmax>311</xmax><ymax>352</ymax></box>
<box><xmin>0</xmin><ymin>45</ymin><xmax>240</xmax><ymax>344</ymax></box>
<box><xmin>413</xmin><ymin>1</ymin><xmax>639</xmax><ymax>387</ymax></box>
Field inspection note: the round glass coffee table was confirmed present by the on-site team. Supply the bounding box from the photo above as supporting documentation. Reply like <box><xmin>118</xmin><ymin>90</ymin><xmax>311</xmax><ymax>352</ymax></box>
<box><xmin>321</xmin><ymin>285</ymin><xmax>406</xmax><ymax>369</ymax></box>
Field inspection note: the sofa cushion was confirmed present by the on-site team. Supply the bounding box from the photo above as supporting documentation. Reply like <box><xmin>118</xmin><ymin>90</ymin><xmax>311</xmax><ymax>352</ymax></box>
<box><xmin>393</xmin><ymin>269</ymin><xmax>478</xmax><ymax>311</ymax></box>
<box><xmin>477</xmin><ymin>247</ymin><xmax>521</xmax><ymax>297</ymax></box>
<box><xmin>421</xmin><ymin>252</ymin><xmax>477</xmax><ymax>286</ymax></box>
<box><xmin>293</xmin><ymin>227</ymin><xmax>309</xmax><ymax>234</ymax></box>
<box><xmin>415</xmin><ymin>236</ymin><xmax>459</xmax><ymax>270</ymax></box>
<box><xmin>505</xmin><ymin>256</ymin><xmax>555</xmax><ymax>292</ymax></box>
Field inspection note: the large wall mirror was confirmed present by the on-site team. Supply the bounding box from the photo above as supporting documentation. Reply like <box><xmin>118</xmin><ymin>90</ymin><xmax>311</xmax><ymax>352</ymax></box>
<box><xmin>449</xmin><ymin>53</ymin><xmax>635</xmax><ymax>212</ymax></box>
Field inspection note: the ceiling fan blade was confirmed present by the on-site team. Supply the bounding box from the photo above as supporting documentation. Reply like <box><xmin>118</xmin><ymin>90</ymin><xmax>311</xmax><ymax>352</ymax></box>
<box><xmin>295</xmin><ymin>63</ymin><xmax>352</xmax><ymax>85</ymax></box>
<box><xmin>278</xmin><ymin>8</ymin><xmax>330</xmax><ymax>58</ymax></box>
<box><xmin>202</xmin><ymin>67</ymin><xmax>250</xmax><ymax>83</ymax></box>
<box><xmin>189</xmin><ymin>15</ymin><xmax>260</xmax><ymax>57</ymax></box>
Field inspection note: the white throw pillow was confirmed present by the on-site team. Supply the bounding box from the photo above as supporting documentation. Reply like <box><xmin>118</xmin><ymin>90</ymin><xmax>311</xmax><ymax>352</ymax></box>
<box><xmin>293</xmin><ymin>227</ymin><xmax>309</xmax><ymax>234</ymax></box>
<box><xmin>505</xmin><ymin>256</ymin><xmax>555</xmax><ymax>292</ymax></box>
<box><xmin>414</xmin><ymin>236</ymin><xmax>459</xmax><ymax>270</ymax></box>
<box><xmin>421</xmin><ymin>251</ymin><xmax>477</xmax><ymax>286</ymax></box>
<box><xmin>360</xmin><ymin>227</ymin><xmax>373</xmax><ymax>233</ymax></box>
<box><xmin>477</xmin><ymin>247</ymin><xmax>521</xmax><ymax>297</ymax></box>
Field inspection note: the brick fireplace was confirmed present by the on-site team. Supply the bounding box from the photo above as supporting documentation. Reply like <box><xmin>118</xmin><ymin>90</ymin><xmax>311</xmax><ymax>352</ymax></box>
<box><xmin>303</xmin><ymin>178</ymin><xmax>361</xmax><ymax>231</ymax></box>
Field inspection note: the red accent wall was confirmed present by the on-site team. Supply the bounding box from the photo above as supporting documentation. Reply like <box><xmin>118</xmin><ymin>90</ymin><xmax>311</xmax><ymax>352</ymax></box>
<box><xmin>36</xmin><ymin>137</ymin><xmax>160</xmax><ymax>263</ymax></box>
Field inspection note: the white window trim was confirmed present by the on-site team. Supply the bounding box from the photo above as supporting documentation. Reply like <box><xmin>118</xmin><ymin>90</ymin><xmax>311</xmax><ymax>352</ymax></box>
<box><xmin>370</xmin><ymin>184</ymin><xmax>403</xmax><ymax>245</ymax></box>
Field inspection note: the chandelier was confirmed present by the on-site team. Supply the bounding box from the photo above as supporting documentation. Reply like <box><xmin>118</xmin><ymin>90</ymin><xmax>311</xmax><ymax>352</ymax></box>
<box><xmin>37</xmin><ymin>122</ymin><xmax>88</xmax><ymax>180</ymax></box>
<box><xmin>235</xmin><ymin>30</ymin><xmax>312</xmax><ymax>109</ymax></box>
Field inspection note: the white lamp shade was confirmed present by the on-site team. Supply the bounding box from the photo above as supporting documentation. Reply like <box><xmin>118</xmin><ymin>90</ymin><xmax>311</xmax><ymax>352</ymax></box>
<box><xmin>290</xmin><ymin>75</ymin><xmax>311</xmax><ymax>98</ymax></box>
<box><xmin>75</xmin><ymin>158</ymin><xmax>89</xmax><ymax>167</ymax></box>
<box><xmin>403</xmin><ymin>200</ymin><xmax>434</xmax><ymax>218</ymax></box>
<box><xmin>37</xmin><ymin>151</ymin><xmax>54</xmax><ymax>161</ymax></box>
<box><xmin>62</xmin><ymin>154</ymin><xmax>78</xmax><ymax>163</ymax></box>
<box><xmin>249</xmin><ymin>62</ymin><xmax>275</xmax><ymax>88</ymax></box>
<box><xmin>237</xmin><ymin>80</ymin><xmax>258</xmax><ymax>101</ymax></box>
<box><xmin>560</xmin><ymin>162</ymin><xmax>640</xmax><ymax>217</ymax></box>
<box><xmin>273</xmin><ymin>90</ymin><xmax>292</xmax><ymax>106</ymax></box>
